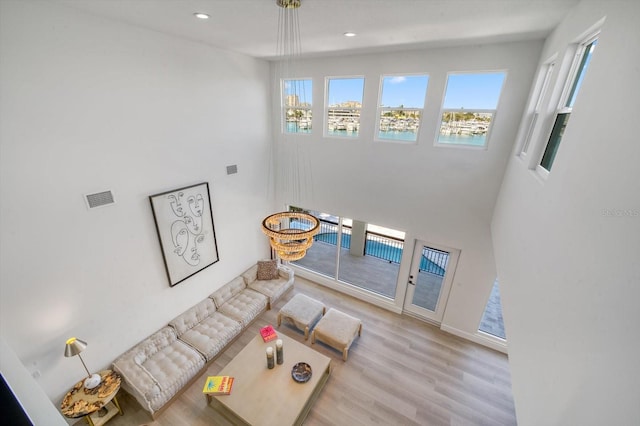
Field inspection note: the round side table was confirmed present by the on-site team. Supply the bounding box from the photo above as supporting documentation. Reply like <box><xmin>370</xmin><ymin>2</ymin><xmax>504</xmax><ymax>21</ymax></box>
<box><xmin>60</xmin><ymin>370</ymin><xmax>123</xmax><ymax>426</ymax></box>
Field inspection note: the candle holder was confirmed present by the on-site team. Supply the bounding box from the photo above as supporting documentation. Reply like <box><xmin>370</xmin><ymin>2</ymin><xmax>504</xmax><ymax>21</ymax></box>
<box><xmin>276</xmin><ymin>339</ymin><xmax>283</xmax><ymax>365</ymax></box>
<box><xmin>266</xmin><ymin>346</ymin><xmax>274</xmax><ymax>369</ymax></box>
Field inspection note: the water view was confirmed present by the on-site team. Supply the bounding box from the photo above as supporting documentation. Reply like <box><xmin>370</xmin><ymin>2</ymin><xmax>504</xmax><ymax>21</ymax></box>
<box><xmin>378</xmin><ymin>130</ymin><xmax>418</xmax><ymax>141</ymax></box>
<box><xmin>287</xmin><ymin>121</ymin><xmax>488</xmax><ymax>145</ymax></box>
<box><xmin>437</xmin><ymin>133</ymin><xmax>487</xmax><ymax>146</ymax></box>
<box><xmin>288</xmin><ymin>118</ymin><xmax>493</xmax><ymax>146</ymax></box>
<box><xmin>286</xmin><ymin>122</ymin><xmax>312</xmax><ymax>134</ymax></box>
<box><xmin>289</xmin><ymin>122</ymin><xmax>420</xmax><ymax>140</ymax></box>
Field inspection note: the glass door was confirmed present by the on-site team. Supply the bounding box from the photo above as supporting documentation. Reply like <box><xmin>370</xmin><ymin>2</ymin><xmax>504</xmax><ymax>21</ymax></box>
<box><xmin>403</xmin><ymin>240</ymin><xmax>459</xmax><ymax>323</ymax></box>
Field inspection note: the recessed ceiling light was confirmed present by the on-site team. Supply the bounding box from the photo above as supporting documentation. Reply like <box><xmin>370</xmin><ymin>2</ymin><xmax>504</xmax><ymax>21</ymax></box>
<box><xmin>194</xmin><ymin>12</ymin><xmax>210</xmax><ymax>19</ymax></box>
<box><xmin>344</xmin><ymin>32</ymin><xmax>356</xmax><ymax>37</ymax></box>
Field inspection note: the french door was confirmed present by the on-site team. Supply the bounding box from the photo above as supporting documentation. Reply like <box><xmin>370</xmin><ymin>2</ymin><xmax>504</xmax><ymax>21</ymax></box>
<box><xmin>403</xmin><ymin>240</ymin><xmax>459</xmax><ymax>324</ymax></box>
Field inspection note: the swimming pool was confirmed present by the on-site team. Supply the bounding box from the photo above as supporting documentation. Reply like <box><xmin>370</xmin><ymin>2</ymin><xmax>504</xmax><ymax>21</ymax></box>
<box><xmin>313</xmin><ymin>232</ymin><xmax>445</xmax><ymax>276</ymax></box>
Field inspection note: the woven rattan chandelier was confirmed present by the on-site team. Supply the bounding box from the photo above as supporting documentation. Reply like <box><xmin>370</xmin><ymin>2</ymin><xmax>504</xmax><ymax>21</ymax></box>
<box><xmin>261</xmin><ymin>211</ymin><xmax>320</xmax><ymax>261</ymax></box>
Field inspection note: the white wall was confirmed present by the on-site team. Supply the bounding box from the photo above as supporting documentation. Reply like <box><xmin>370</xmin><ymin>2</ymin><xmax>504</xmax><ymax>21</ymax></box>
<box><xmin>271</xmin><ymin>40</ymin><xmax>542</xmax><ymax>347</ymax></box>
<box><xmin>491</xmin><ymin>1</ymin><xmax>640</xmax><ymax>425</ymax></box>
<box><xmin>0</xmin><ymin>0</ymin><xmax>272</xmax><ymax>409</ymax></box>
<box><xmin>0</xmin><ymin>337</ymin><xmax>68</xmax><ymax>425</ymax></box>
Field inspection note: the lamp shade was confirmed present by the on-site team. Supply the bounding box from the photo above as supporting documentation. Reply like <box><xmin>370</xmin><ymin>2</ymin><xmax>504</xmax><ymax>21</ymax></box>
<box><xmin>64</xmin><ymin>337</ymin><xmax>87</xmax><ymax>357</ymax></box>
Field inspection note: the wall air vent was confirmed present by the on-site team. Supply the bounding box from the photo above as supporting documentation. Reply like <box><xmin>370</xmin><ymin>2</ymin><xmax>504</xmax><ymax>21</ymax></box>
<box><xmin>85</xmin><ymin>190</ymin><xmax>115</xmax><ymax>209</ymax></box>
<box><xmin>226</xmin><ymin>164</ymin><xmax>238</xmax><ymax>175</ymax></box>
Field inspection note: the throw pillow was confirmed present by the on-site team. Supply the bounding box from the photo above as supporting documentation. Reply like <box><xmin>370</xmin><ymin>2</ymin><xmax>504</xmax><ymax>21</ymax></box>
<box><xmin>257</xmin><ymin>260</ymin><xmax>279</xmax><ymax>280</ymax></box>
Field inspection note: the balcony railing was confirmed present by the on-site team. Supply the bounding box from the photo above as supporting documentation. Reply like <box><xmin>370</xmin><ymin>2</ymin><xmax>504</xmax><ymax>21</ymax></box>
<box><xmin>313</xmin><ymin>219</ymin><xmax>351</xmax><ymax>249</ymax></box>
<box><xmin>363</xmin><ymin>230</ymin><xmax>404</xmax><ymax>264</ymax></box>
<box><xmin>298</xmin><ymin>217</ymin><xmax>446</xmax><ymax>277</ymax></box>
<box><xmin>312</xmin><ymin>218</ymin><xmax>404</xmax><ymax>264</ymax></box>
<box><xmin>419</xmin><ymin>247</ymin><xmax>447</xmax><ymax>277</ymax></box>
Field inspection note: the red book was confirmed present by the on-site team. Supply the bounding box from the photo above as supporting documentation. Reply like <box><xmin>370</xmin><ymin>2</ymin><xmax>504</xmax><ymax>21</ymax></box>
<box><xmin>260</xmin><ymin>325</ymin><xmax>277</xmax><ymax>342</ymax></box>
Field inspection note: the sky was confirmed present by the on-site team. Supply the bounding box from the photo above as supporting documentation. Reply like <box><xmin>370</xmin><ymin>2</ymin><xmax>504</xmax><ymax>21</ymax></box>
<box><xmin>328</xmin><ymin>78</ymin><xmax>365</xmax><ymax>105</ymax></box>
<box><xmin>566</xmin><ymin>39</ymin><xmax>596</xmax><ymax>108</ymax></box>
<box><xmin>284</xmin><ymin>79</ymin><xmax>312</xmax><ymax>103</ymax></box>
<box><xmin>380</xmin><ymin>75</ymin><xmax>429</xmax><ymax>108</ymax></box>
<box><xmin>286</xmin><ymin>72</ymin><xmax>506</xmax><ymax>109</ymax></box>
<box><xmin>443</xmin><ymin>72</ymin><xmax>506</xmax><ymax>109</ymax></box>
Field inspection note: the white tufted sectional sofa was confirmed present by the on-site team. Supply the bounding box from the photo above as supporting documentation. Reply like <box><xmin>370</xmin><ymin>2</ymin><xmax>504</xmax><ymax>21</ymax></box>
<box><xmin>112</xmin><ymin>263</ymin><xmax>294</xmax><ymax>417</ymax></box>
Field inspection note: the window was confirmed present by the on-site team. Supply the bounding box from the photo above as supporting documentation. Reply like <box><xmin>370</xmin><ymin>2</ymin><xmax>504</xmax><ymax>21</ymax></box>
<box><xmin>478</xmin><ymin>279</ymin><xmax>506</xmax><ymax>340</ymax></box>
<box><xmin>282</xmin><ymin>79</ymin><xmax>312</xmax><ymax>134</ymax></box>
<box><xmin>539</xmin><ymin>36</ymin><xmax>597</xmax><ymax>172</ymax></box>
<box><xmin>289</xmin><ymin>206</ymin><xmax>404</xmax><ymax>300</ymax></box>
<box><xmin>289</xmin><ymin>207</ymin><xmax>338</xmax><ymax>279</ymax></box>
<box><xmin>437</xmin><ymin>72</ymin><xmax>506</xmax><ymax>148</ymax></box>
<box><xmin>376</xmin><ymin>74</ymin><xmax>429</xmax><ymax>142</ymax></box>
<box><xmin>326</xmin><ymin>77</ymin><xmax>365</xmax><ymax>138</ymax></box>
<box><xmin>519</xmin><ymin>59</ymin><xmax>555</xmax><ymax>157</ymax></box>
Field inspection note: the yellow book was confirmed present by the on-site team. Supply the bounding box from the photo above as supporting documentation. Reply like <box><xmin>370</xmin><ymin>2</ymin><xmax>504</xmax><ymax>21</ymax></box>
<box><xmin>202</xmin><ymin>376</ymin><xmax>234</xmax><ymax>395</ymax></box>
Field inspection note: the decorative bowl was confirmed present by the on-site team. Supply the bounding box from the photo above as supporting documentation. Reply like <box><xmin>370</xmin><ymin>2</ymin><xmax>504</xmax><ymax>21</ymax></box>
<box><xmin>291</xmin><ymin>362</ymin><xmax>312</xmax><ymax>383</ymax></box>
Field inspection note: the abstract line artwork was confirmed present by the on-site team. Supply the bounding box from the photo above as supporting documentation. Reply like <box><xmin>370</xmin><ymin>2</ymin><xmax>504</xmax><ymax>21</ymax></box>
<box><xmin>150</xmin><ymin>182</ymin><xmax>219</xmax><ymax>287</ymax></box>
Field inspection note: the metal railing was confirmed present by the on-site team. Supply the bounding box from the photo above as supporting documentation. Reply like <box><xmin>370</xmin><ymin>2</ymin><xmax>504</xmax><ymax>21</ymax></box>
<box><xmin>313</xmin><ymin>219</ymin><xmax>351</xmax><ymax>249</ymax></box>
<box><xmin>295</xmin><ymin>216</ymin><xmax>447</xmax><ymax>277</ymax></box>
<box><xmin>419</xmin><ymin>247</ymin><xmax>448</xmax><ymax>277</ymax></box>
<box><xmin>312</xmin><ymin>218</ymin><xmax>405</xmax><ymax>264</ymax></box>
<box><xmin>363</xmin><ymin>230</ymin><xmax>404</xmax><ymax>264</ymax></box>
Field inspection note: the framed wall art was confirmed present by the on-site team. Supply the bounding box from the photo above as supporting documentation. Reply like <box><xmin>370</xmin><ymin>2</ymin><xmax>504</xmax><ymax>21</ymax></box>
<box><xmin>149</xmin><ymin>182</ymin><xmax>219</xmax><ymax>287</ymax></box>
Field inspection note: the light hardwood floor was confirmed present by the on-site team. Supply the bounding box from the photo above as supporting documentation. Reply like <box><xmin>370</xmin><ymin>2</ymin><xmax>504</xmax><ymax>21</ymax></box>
<box><xmin>102</xmin><ymin>277</ymin><xmax>516</xmax><ymax>426</ymax></box>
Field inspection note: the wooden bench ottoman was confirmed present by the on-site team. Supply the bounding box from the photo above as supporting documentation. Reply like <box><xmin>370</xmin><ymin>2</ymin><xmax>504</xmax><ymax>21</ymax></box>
<box><xmin>277</xmin><ymin>293</ymin><xmax>326</xmax><ymax>340</ymax></box>
<box><xmin>311</xmin><ymin>308</ymin><xmax>362</xmax><ymax>361</ymax></box>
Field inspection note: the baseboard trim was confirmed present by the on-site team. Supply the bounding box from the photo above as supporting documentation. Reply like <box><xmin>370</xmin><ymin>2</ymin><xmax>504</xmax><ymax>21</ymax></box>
<box><xmin>290</xmin><ymin>265</ymin><xmax>507</xmax><ymax>354</ymax></box>
<box><xmin>440</xmin><ymin>324</ymin><xmax>508</xmax><ymax>354</ymax></box>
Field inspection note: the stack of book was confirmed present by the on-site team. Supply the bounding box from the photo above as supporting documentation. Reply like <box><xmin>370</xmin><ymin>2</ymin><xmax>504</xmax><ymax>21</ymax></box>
<box><xmin>260</xmin><ymin>325</ymin><xmax>278</xmax><ymax>342</ymax></box>
<box><xmin>202</xmin><ymin>375</ymin><xmax>234</xmax><ymax>395</ymax></box>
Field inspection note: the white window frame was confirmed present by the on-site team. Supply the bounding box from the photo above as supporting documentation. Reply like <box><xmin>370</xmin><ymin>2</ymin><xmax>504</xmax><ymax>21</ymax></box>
<box><xmin>324</xmin><ymin>76</ymin><xmax>365</xmax><ymax>139</ymax></box>
<box><xmin>374</xmin><ymin>73</ymin><xmax>429</xmax><ymax>144</ymax></box>
<box><xmin>518</xmin><ymin>55</ymin><xmax>556</xmax><ymax>159</ymax></box>
<box><xmin>281</xmin><ymin>78</ymin><xmax>313</xmax><ymax>135</ymax></box>
<box><xmin>536</xmin><ymin>29</ymin><xmax>600</xmax><ymax>177</ymax></box>
<box><xmin>435</xmin><ymin>70</ymin><xmax>507</xmax><ymax>150</ymax></box>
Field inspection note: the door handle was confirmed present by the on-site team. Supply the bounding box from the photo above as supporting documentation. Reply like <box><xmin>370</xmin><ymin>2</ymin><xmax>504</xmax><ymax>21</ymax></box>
<box><xmin>408</xmin><ymin>281</ymin><xmax>415</xmax><ymax>285</ymax></box>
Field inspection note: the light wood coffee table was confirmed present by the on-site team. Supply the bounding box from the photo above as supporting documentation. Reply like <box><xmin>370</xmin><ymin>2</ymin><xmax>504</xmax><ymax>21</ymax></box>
<box><xmin>207</xmin><ymin>333</ymin><xmax>331</xmax><ymax>426</ymax></box>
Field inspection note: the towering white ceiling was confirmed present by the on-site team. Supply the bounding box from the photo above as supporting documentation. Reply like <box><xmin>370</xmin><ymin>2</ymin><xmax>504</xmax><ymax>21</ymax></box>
<box><xmin>55</xmin><ymin>0</ymin><xmax>580</xmax><ymax>58</ymax></box>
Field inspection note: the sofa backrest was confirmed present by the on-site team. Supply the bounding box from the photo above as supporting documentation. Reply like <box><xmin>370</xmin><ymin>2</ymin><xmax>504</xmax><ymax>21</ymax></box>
<box><xmin>210</xmin><ymin>276</ymin><xmax>246</xmax><ymax>308</ymax></box>
<box><xmin>241</xmin><ymin>264</ymin><xmax>258</xmax><ymax>285</ymax></box>
<box><xmin>168</xmin><ymin>298</ymin><xmax>217</xmax><ymax>337</ymax></box>
<box><xmin>128</xmin><ymin>326</ymin><xmax>178</xmax><ymax>366</ymax></box>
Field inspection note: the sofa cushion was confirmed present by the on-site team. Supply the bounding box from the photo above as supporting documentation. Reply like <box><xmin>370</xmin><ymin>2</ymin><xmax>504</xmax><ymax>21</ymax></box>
<box><xmin>177</xmin><ymin>312</ymin><xmax>242</xmax><ymax>361</ymax></box>
<box><xmin>168</xmin><ymin>298</ymin><xmax>217</xmax><ymax>337</ymax></box>
<box><xmin>112</xmin><ymin>326</ymin><xmax>205</xmax><ymax>414</ymax></box>
<box><xmin>217</xmin><ymin>288</ymin><xmax>268</xmax><ymax>327</ymax></box>
<box><xmin>130</xmin><ymin>326</ymin><xmax>178</xmax><ymax>365</ymax></box>
<box><xmin>210</xmin><ymin>276</ymin><xmax>247</xmax><ymax>308</ymax></box>
<box><xmin>257</xmin><ymin>259</ymin><xmax>279</xmax><ymax>280</ymax></box>
<box><xmin>141</xmin><ymin>339</ymin><xmax>206</xmax><ymax>411</ymax></box>
<box><xmin>248</xmin><ymin>265</ymin><xmax>294</xmax><ymax>307</ymax></box>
